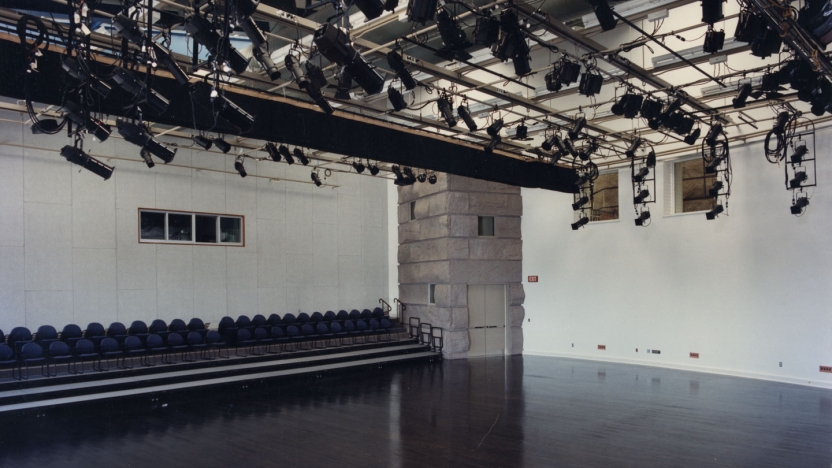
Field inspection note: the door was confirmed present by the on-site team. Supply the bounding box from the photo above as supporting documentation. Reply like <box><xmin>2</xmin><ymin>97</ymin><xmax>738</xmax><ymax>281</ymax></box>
<box><xmin>467</xmin><ymin>284</ymin><xmax>506</xmax><ymax>357</ymax></box>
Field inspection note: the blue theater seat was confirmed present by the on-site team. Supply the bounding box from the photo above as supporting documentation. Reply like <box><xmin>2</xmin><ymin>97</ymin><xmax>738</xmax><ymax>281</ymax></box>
<box><xmin>95</xmin><ymin>337</ymin><xmax>122</xmax><ymax>372</ymax></box>
<box><xmin>35</xmin><ymin>325</ymin><xmax>59</xmax><ymax>349</ymax></box>
<box><xmin>122</xmin><ymin>336</ymin><xmax>146</xmax><ymax>369</ymax></box>
<box><xmin>144</xmin><ymin>334</ymin><xmax>168</xmax><ymax>366</ymax></box>
<box><xmin>47</xmin><ymin>341</ymin><xmax>73</xmax><ymax>376</ymax></box>
<box><xmin>84</xmin><ymin>323</ymin><xmax>106</xmax><ymax>348</ymax></box>
<box><xmin>0</xmin><ymin>344</ymin><xmax>16</xmax><ymax>379</ymax></box>
<box><xmin>185</xmin><ymin>331</ymin><xmax>206</xmax><ymax>362</ymax></box>
<box><xmin>310</xmin><ymin>312</ymin><xmax>323</xmax><ymax>323</ymax></box>
<box><xmin>149</xmin><ymin>319</ymin><xmax>170</xmax><ymax>341</ymax></box>
<box><xmin>205</xmin><ymin>330</ymin><xmax>228</xmax><ymax>360</ymax></box>
<box><xmin>19</xmin><ymin>342</ymin><xmax>46</xmax><ymax>380</ymax></box>
<box><xmin>267</xmin><ymin>314</ymin><xmax>282</xmax><ymax>327</ymax></box>
<box><xmin>70</xmin><ymin>339</ymin><xmax>99</xmax><ymax>374</ymax></box>
<box><xmin>106</xmin><ymin>322</ymin><xmax>128</xmax><ymax>343</ymax></box>
<box><xmin>8</xmin><ymin>327</ymin><xmax>33</xmax><ymax>353</ymax></box>
<box><xmin>163</xmin><ymin>333</ymin><xmax>188</xmax><ymax>364</ymax></box>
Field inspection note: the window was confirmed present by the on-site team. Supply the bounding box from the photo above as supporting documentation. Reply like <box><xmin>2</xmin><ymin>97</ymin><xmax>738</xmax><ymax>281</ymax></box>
<box><xmin>428</xmin><ymin>284</ymin><xmax>436</xmax><ymax>304</ymax></box>
<box><xmin>139</xmin><ymin>209</ymin><xmax>244</xmax><ymax>245</ymax></box>
<box><xmin>589</xmin><ymin>172</ymin><xmax>619</xmax><ymax>221</ymax></box>
<box><xmin>410</xmin><ymin>201</ymin><xmax>416</xmax><ymax>220</ymax></box>
<box><xmin>674</xmin><ymin>158</ymin><xmax>715</xmax><ymax>213</ymax></box>
<box><xmin>478</xmin><ymin>216</ymin><xmax>495</xmax><ymax>236</ymax></box>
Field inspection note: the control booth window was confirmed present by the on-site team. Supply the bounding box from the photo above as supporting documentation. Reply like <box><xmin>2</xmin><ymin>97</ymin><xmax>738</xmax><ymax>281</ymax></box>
<box><xmin>674</xmin><ymin>158</ymin><xmax>716</xmax><ymax>213</ymax></box>
<box><xmin>589</xmin><ymin>172</ymin><xmax>619</xmax><ymax>221</ymax></box>
<box><xmin>139</xmin><ymin>209</ymin><xmax>244</xmax><ymax>246</ymax></box>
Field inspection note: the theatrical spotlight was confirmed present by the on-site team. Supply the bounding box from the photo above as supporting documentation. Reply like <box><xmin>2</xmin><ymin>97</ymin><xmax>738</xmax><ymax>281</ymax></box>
<box><xmin>545</xmin><ymin>59</ymin><xmax>581</xmax><ymax>92</ymax></box>
<box><xmin>428</xmin><ymin>172</ymin><xmax>437</xmax><ymax>184</ymax></box>
<box><xmin>571</xmin><ymin>215</ymin><xmax>589</xmax><ymax>230</ymax></box>
<box><xmin>633</xmin><ymin>167</ymin><xmax>650</xmax><ymax>183</ymax></box>
<box><xmin>574</xmin><ymin>174</ymin><xmax>589</xmax><ymax>188</ymax></box>
<box><xmin>352</xmin><ymin>160</ymin><xmax>366</xmax><ymax>173</ymax></box>
<box><xmin>708</xmin><ymin>180</ymin><xmax>724</xmax><ymax>197</ymax></box>
<box><xmin>189</xmin><ymin>82</ymin><xmax>255</xmax><ymax>132</ymax></box>
<box><xmin>117</xmin><ymin>120</ymin><xmax>177</xmax><ymax>164</ymax></box>
<box><xmin>388</xmin><ymin>87</ymin><xmax>408</xmax><ymax>111</ymax></box>
<box><xmin>705</xmin><ymin>204</ymin><xmax>724</xmax><ymax>220</ymax></box>
<box><xmin>684</xmin><ymin>128</ymin><xmax>701</xmax><ymax>145</ymax></box>
<box><xmin>392</xmin><ymin>165</ymin><xmax>416</xmax><ymax>185</ymax></box>
<box><xmin>62</xmin><ymin>58</ymin><xmax>111</xmax><ymax>97</ymax></box>
<box><xmin>611</xmin><ymin>94</ymin><xmax>644</xmax><ymax>119</ymax></box>
<box><xmin>640</xmin><ymin>99</ymin><xmax>663</xmax><ymax>121</ymax></box>
<box><xmin>474</xmin><ymin>14</ymin><xmax>500</xmax><ymax>47</ymax></box>
<box><xmin>406</xmin><ymin>0</ymin><xmax>437</xmax><ymax>24</ymax></box>
<box><xmin>572</xmin><ymin>196</ymin><xmax>589</xmax><ymax>211</ymax></box>
<box><xmin>563</xmin><ymin>139</ymin><xmax>578</xmax><ymax>158</ymax></box>
<box><xmin>387</xmin><ymin>50</ymin><xmax>417</xmax><ymax>90</ymax></box>
<box><xmin>578</xmin><ymin>140</ymin><xmax>599</xmax><ymax>161</ymax></box>
<box><xmin>703</xmin><ymin>28</ymin><xmax>726</xmax><ymax>53</ymax></box>
<box><xmin>235</xmin><ymin>155</ymin><xmax>247</xmax><ymax>178</ymax></box>
<box><xmin>252</xmin><ymin>47</ymin><xmax>281</xmax><ymax>81</ymax></box>
<box><xmin>369</xmin><ymin>164</ymin><xmax>380</xmax><ymax>176</ymax></box>
<box><xmin>112</xmin><ymin>68</ymin><xmax>169</xmax><ymax>114</ymax></box>
<box><xmin>213</xmin><ymin>138</ymin><xmax>232</xmax><ymax>154</ymax></box>
<box><xmin>701</xmin><ymin>0</ymin><xmax>724</xmax><ymax>24</ymax></box>
<box><xmin>704</xmin><ymin>123</ymin><xmax>723</xmax><ymax>146</ymax></box>
<box><xmin>485</xmin><ymin>135</ymin><xmax>501</xmax><ymax>153</ymax></box>
<box><xmin>646</xmin><ymin>150</ymin><xmax>657</xmax><ymax>168</ymax></box>
<box><xmin>60</xmin><ymin>145</ymin><xmax>114</xmax><ymax>180</ymax></box>
<box><xmin>515</xmin><ymin>123</ymin><xmax>529</xmax><ymax>140</ymax></box>
<box><xmin>278</xmin><ymin>145</ymin><xmax>295</xmax><ymax>164</ymax></box>
<box><xmin>458</xmin><ymin>105</ymin><xmax>477</xmax><ymax>131</ymax></box>
<box><xmin>789</xmin><ymin>171</ymin><xmax>808</xmax><ymax>189</ymax></box>
<box><xmin>635</xmin><ymin>211</ymin><xmax>651</xmax><ymax>226</ymax></box>
<box><xmin>311</xmin><ymin>171</ymin><xmax>322</xmax><ymax>186</ymax></box>
<box><xmin>589</xmin><ymin>0</ymin><xmax>618</xmax><ymax>31</ymax></box>
<box><xmin>790</xmin><ymin>196</ymin><xmax>810</xmax><ymax>215</ymax></box>
<box><xmin>487</xmin><ymin>119</ymin><xmax>504</xmax><ymax>137</ymax></box>
<box><xmin>184</xmin><ymin>15</ymin><xmax>250</xmax><ymax>75</ymax></box>
<box><xmin>314</xmin><ymin>24</ymin><xmax>384</xmax><ymax>96</ymax></box>
<box><xmin>435</xmin><ymin>8</ymin><xmax>473</xmax><ymax>61</ymax></box>
<box><xmin>568</xmin><ymin>116</ymin><xmax>587</xmax><ymax>140</ymax></box>
<box><xmin>633</xmin><ymin>189</ymin><xmax>650</xmax><ymax>204</ymax></box>
<box><xmin>285</xmin><ymin>55</ymin><xmax>310</xmax><ymax>90</ymax></box>
<box><xmin>417</xmin><ymin>172</ymin><xmax>427</xmax><ymax>183</ymax></box>
<box><xmin>772</xmin><ymin>112</ymin><xmax>790</xmax><ymax>134</ymax></box>
<box><xmin>732</xmin><ymin>83</ymin><xmax>753</xmax><ymax>109</ymax></box>
<box><xmin>265</xmin><ymin>142</ymin><xmax>281</xmax><ymax>162</ymax></box>
<box><xmin>62</xmin><ymin>101</ymin><xmax>111</xmax><ymax>142</ymax></box>
<box><xmin>705</xmin><ymin>154</ymin><xmax>726</xmax><ymax>174</ymax></box>
<box><xmin>192</xmin><ymin>135</ymin><xmax>212</xmax><ymax>150</ymax></box>
<box><xmin>625</xmin><ymin>137</ymin><xmax>643</xmax><ymax>158</ymax></box>
<box><xmin>790</xmin><ymin>145</ymin><xmax>809</xmax><ymax>164</ymax></box>
<box><xmin>437</xmin><ymin>95</ymin><xmax>457</xmax><ymax>127</ymax></box>
<box><xmin>294</xmin><ymin>148</ymin><xmax>310</xmax><ymax>166</ymax></box>
<box><xmin>578</xmin><ymin>70</ymin><xmax>603</xmax><ymax>96</ymax></box>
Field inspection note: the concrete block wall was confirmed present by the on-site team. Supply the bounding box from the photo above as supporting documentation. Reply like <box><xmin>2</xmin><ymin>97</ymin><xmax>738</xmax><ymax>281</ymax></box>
<box><xmin>0</xmin><ymin>111</ymin><xmax>389</xmax><ymax>332</ymax></box>
<box><xmin>397</xmin><ymin>174</ymin><xmax>525</xmax><ymax>359</ymax></box>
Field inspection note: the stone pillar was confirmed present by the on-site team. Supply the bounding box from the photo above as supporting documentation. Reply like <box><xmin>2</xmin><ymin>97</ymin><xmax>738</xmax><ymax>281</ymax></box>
<box><xmin>396</xmin><ymin>174</ymin><xmax>525</xmax><ymax>359</ymax></box>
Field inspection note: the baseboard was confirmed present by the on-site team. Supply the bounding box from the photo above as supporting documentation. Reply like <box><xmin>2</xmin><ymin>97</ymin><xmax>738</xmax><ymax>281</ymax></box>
<box><xmin>523</xmin><ymin>350</ymin><xmax>832</xmax><ymax>390</ymax></box>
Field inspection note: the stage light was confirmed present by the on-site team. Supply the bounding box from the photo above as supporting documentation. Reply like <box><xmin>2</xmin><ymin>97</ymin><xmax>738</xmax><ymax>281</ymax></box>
<box><xmin>625</xmin><ymin>138</ymin><xmax>643</xmax><ymax>158</ymax></box>
<box><xmin>265</xmin><ymin>142</ymin><xmax>281</xmax><ymax>162</ymax></box>
<box><xmin>552</xmin><ymin>135</ymin><xmax>568</xmax><ymax>155</ymax></box>
<box><xmin>634</xmin><ymin>189</ymin><xmax>650</xmax><ymax>204</ymax></box>
<box><xmin>369</xmin><ymin>164</ymin><xmax>380</xmax><ymax>176</ymax></box>
<box><xmin>703</xmin><ymin>29</ymin><xmax>725</xmax><ymax>53</ymax></box>
<box><xmin>334</xmin><ymin>71</ymin><xmax>353</xmax><ymax>100</ymax></box>
<box><xmin>487</xmin><ymin>119</ymin><xmax>504</xmax><ymax>137</ymax></box>
<box><xmin>62</xmin><ymin>57</ymin><xmax>112</xmax><ymax>97</ymax></box>
<box><xmin>705</xmin><ymin>204</ymin><xmax>723</xmax><ymax>220</ymax></box>
<box><xmin>435</xmin><ymin>9</ymin><xmax>472</xmax><ymax>60</ymax></box>
<box><xmin>190</xmin><ymin>135</ymin><xmax>211</xmax><ymax>151</ymax></box>
<box><xmin>388</xmin><ymin>87</ymin><xmax>408</xmax><ymax>111</ymax></box>
<box><xmin>633</xmin><ymin>167</ymin><xmax>649</xmax><ymax>183</ymax></box>
<box><xmin>515</xmin><ymin>124</ymin><xmax>528</xmax><ymax>140</ymax></box>
<box><xmin>353</xmin><ymin>0</ymin><xmax>385</xmax><ymax>20</ymax></box>
<box><xmin>750</xmin><ymin>27</ymin><xmax>782</xmax><ymax>58</ymax></box>
<box><xmin>153</xmin><ymin>44</ymin><xmax>190</xmax><ymax>85</ymax></box>
<box><xmin>428</xmin><ymin>173</ymin><xmax>437</xmax><ymax>184</ymax></box>
<box><xmin>708</xmin><ymin>180</ymin><xmax>724</xmax><ymax>197</ymax></box>
<box><xmin>541</xmin><ymin>134</ymin><xmax>557</xmax><ymax>152</ymax></box>
<box><xmin>352</xmin><ymin>160</ymin><xmax>366</xmax><ymax>173</ymax></box>
<box><xmin>252</xmin><ymin>46</ymin><xmax>281</xmax><ymax>81</ymax></box>
<box><xmin>403</xmin><ymin>167</ymin><xmax>417</xmax><ymax>185</ymax></box>
<box><xmin>705</xmin><ymin>154</ymin><xmax>726</xmax><ymax>174</ymax></box>
<box><xmin>112</xmin><ymin>68</ymin><xmax>169</xmax><ymax>114</ymax></box>
<box><xmin>278</xmin><ymin>145</ymin><xmax>295</xmax><ymax>164</ymax></box>
<box><xmin>563</xmin><ymin>138</ymin><xmax>578</xmax><ymax>158</ymax></box>
<box><xmin>701</xmin><ymin>0</ymin><xmax>724</xmax><ymax>24</ymax></box>
<box><xmin>139</xmin><ymin>149</ymin><xmax>155</xmax><ymax>168</ymax></box>
<box><xmin>314</xmin><ymin>24</ymin><xmax>384</xmax><ymax>96</ymax></box>
<box><xmin>485</xmin><ymin>135</ymin><xmax>501</xmax><ymax>153</ymax></box>
<box><xmin>646</xmin><ymin>151</ymin><xmax>657</xmax><ymax>168</ymax></box>
<box><xmin>285</xmin><ymin>55</ymin><xmax>310</xmax><ymax>90</ymax></box>
<box><xmin>437</xmin><ymin>95</ymin><xmax>457</xmax><ymax>127</ymax></box>
<box><xmin>417</xmin><ymin>172</ymin><xmax>427</xmax><ymax>183</ymax></box>
<box><xmin>732</xmin><ymin>83</ymin><xmax>753</xmax><ymax>109</ymax></box>
<box><xmin>311</xmin><ymin>171</ymin><xmax>322</xmax><ymax>186</ymax></box>
<box><xmin>293</xmin><ymin>148</ymin><xmax>310</xmax><ymax>166</ymax></box>
<box><xmin>474</xmin><ymin>15</ymin><xmax>500</xmax><ymax>47</ymax></box>
<box><xmin>640</xmin><ymin>99</ymin><xmax>663</xmax><ymax>120</ymax></box>
<box><xmin>790</xmin><ymin>171</ymin><xmax>808</xmax><ymax>189</ymax></box>
<box><xmin>117</xmin><ymin>121</ymin><xmax>176</xmax><ymax>164</ymax></box>
<box><xmin>406</xmin><ymin>0</ymin><xmax>437</xmax><ymax>24</ymax></box>
<box><xmin>662</xmin><ymin>98</ymin><xmax>682</xmax><ymax>118</ymax></box>
<box><xmin>512</xmin><ymin>36</ymin><xmax>532</xmax><ymax>77</ymax></box>
<box><xmin>492</xmin><ymin>10</ymin><xmax>521</xmax><ymax>62</ymax></box>
<box><xmin>574</xmin><ymin>174</ymin><xmax>588</xmax><ymax>187</ymax></box>
<box><xmin>704</xmin><ymin>123</ymin><xmax>723</xmax><ymax>146</ymax></box>
<box><xmin>635</xmin><ymin>211</ymin><xmax>651</xmax><ymax>226</ymax></box>
<box><xmin>790</xmin><ymin>145</ymin><xmax>808</xmax><ymax>164</ymax></box>
<box><xmin>772</xmin><ymin>112</ymin><xmax>790</xmax><ymax>134</ymax></box>
<box><xmin>545</xmin><ymin>59</ymin><xmax>581</xmax><ymax>92</ymax></box>
<box><xmin>185</xmin><ymin>15</ymin><xmax>250</xmax><ymax>75</ymax></box>
<box><xmin>113</xmin><ymin>15</ymin><xmax>188</xmax><ymax>85</ymax></box>
<box><xmin>568</xmin><ymin>116</ymin><xmax>587</xmax><ymax>140</ymax></box>
<box><xmin>60</xmin><ymin>145</ymin><xmax>114</xmax><ymax>180</ymax></box>
<box><xmin>458</xmin><ymin>105</ymin><xmax>477</xmax><ymax>131</ymax></box>
<box><xmin>579</xmin><ymin>140</ymin><xmax>599</xmax><ymax>161</ymax></box>
<box><xmin>31</xmin><ymin>119</ymin><xmax>61</xmax><ymax>135</ymax></box>
<box><xmin>674</xmin><ymin>116</ymin><xmax>695</xmax><ymax>136</ymax></box>
<box><xmin>63</xmin><ymin>101</ymin><xmax>112</xmax><ymax>142</ymax></box>
<box><xmin>578</xmin><ymin>71</ymin><xmax>603</xmax><ymax>96</ymax></box>
<box><xmin>571</xmin><ymin>216</ymin><xmax>589</xmax><ymax>230</ymax></box>
<box><xmin>612</xmin><ymin>94</ymin><xmax>643</xmax><ymax>118</ymax></box>
<box><xmin>235</xmin><ymin>156</ymin><xmax>247</xmax><ymax>178</ymax></box>
<box><xmin>588</xmin><ymin>0</ymin><xmax>618</xmax><ymax>31</ymax></box>
<box><xmin>387</xmin><ymin>50</ymin><xmax>416</xmax><ymax>90</ymax></box>
<box><xmin>214</xmin><ymin>138</ymin><xmax>232</xmax><ymax>154</ymax></box>
<box><xmin>572</xmin><ymin>196</ymin><xmax>589</xmax><ymax>211</ymax></box>
<box><xmin>189</xmin><ymin>82</ymin><xmax>255</xmax><ymax>132</ymax></box>
<box><xmin>392</xmin><ymin>165</ymin><xmax>414</xmax><ymax>185</ymax></box>
<box><xmin>684</xmin><ymin>128</ymin><xmax>701</xmax><ymax>145</ymax></box>
<box><xmin>790</xmin><ymin>197</ymin><xmax>809</xmax><ymax>215</ymax></box>
<box><xmin>648</xmin><ymin>119</ymin><xmax>661</xmax><ymax>130</ymax></box>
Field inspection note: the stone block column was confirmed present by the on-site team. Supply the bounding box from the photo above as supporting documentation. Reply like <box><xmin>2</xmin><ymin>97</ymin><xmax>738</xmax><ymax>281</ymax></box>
<box><xmin>396</xmin><ymin>174</ymin><xmax>525</xmax><ymax>359</ymax></box>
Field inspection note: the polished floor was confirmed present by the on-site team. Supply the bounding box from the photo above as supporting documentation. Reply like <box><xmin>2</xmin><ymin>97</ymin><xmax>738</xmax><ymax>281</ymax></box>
<box><xmin>0</xmin><ymin>355</ymin><xmax>830</xmax><ymax>467</ymax></box>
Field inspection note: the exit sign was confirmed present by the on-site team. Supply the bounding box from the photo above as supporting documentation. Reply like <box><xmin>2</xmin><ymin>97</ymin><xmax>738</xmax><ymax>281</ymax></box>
<box><xmin>528</xmin><ymin>276</ymin><xmax>538</xmax><ymax>282</ymax></box>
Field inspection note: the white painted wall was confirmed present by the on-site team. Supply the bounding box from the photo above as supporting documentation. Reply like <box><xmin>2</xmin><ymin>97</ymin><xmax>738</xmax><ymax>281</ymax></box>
<box><xmin>0</xmin><ymin>111</ymin><xmax>388</xmax><ymax>333</ymax></box>
<box><xmin>523</xmin><ymin>125</ymin><xmax>832</xmax><ymax>389</ymax></box>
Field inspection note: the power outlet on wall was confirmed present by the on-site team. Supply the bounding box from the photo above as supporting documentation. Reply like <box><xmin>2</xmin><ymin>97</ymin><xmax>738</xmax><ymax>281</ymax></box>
<box><xmin>598</xmin><ymin>344</ymin><xmax>606</xmax><ymax>350</ymax></box>
<box><xmin>690</xmin><ymin>352</ymin><xmax>699</xmax><ymax>359</ymax></box>
<box><xmin>821</xmin><ymin>365</ymin><xmax>832</xmax><ymax>373</ymax></box>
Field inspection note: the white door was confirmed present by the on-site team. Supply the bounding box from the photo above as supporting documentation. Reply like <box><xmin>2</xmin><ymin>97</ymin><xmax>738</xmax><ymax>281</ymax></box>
<box><xmin>467</xmin><ymin>284</ymin><xmax>506</xmax><ymax>357</ymax></box>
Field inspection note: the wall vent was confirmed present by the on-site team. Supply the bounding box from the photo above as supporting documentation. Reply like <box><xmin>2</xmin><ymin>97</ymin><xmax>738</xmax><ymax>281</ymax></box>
<box><xmin>651</xmin><ymin>350</ymin><xmax>661</xmax><ymax>354</ymax></box>
<box><xmin>690</xmin><ymin>352</ymin><xmax>699</xmax><ymax>359</ymax></box>
<box><xmin>821</xmin><ymin>366</ymin><xmax>832</xmax><ymax>374</ymax></box>
<box><xmin>598</xmin><ymin>345</ymin><xmax>606</xmax><ymax>350</ymax></box>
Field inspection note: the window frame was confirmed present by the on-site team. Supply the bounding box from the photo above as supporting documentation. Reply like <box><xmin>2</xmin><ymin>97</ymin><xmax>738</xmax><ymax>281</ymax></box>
<box><xmin>587</xmin><ymin>171</ymin><xmax>620</xmax><ymax>223</ymax></box>
<box><xmin>670</xmin><ymin>156</ymin><xmax>717</xmax><ymax>215</ymax></box>
<box><xmin>477</xmin><ymin>216</ymin><xmax>495</xmax><ymax>236</ymax></box>
<box><xmin>428</xmin><ymin>284</ymin><xmax>436</xmax><ymax>305</ymax></box>
<box><xmin>137</xmin><ymin>208</ymin><xmax>245</xmax><ymax>247</ymax></box>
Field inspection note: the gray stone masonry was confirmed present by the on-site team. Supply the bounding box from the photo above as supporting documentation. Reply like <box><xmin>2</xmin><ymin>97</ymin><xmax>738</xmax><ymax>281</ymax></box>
<box><xmin>397</xmin><ymin>174</ymin><xmax>525</xmax><ymax>359</ymax></box>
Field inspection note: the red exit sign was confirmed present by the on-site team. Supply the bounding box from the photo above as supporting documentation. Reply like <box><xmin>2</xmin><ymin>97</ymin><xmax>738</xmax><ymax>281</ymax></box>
<box><xmin>528</xmin><ymin>276</ymin><xmax>538</xmax><ymax>282</ymax></box>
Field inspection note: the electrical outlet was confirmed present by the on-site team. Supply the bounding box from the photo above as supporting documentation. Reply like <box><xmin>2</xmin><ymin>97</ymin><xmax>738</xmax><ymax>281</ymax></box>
<box><xmin>598</xmin><ymin>344</ymin><xmax>606</xmax><ymax>350</ymax></box>
<box><xmin>821</xmin><ymin>366</ymin><xmax>832</xmax><ymax>373</ymax></box>
<box><xmin>647</xmin><ymin>9</ymin><xmax>669</xmax><ymax>22</ymax></box>
<box><xmin>690</xmin><ymin>352</ymin><xmax>699</xmax><ymax>359</ymax></box>
<box><xmin>651</xmin><ymin>350</ymin><xmax>661</xmax><ymax>354</ymax></box>
<box><xmin>708</xmin><ymin>55</ymin><xmax>727</xmax><ymax>65</ymax></box>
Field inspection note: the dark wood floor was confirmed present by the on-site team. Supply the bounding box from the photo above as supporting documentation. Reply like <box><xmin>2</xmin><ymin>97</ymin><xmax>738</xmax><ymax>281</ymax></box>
<box><xmin>0</xmin><ymin>355</ymin><xmax>830</xmax><ymax>467</ymax></box>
